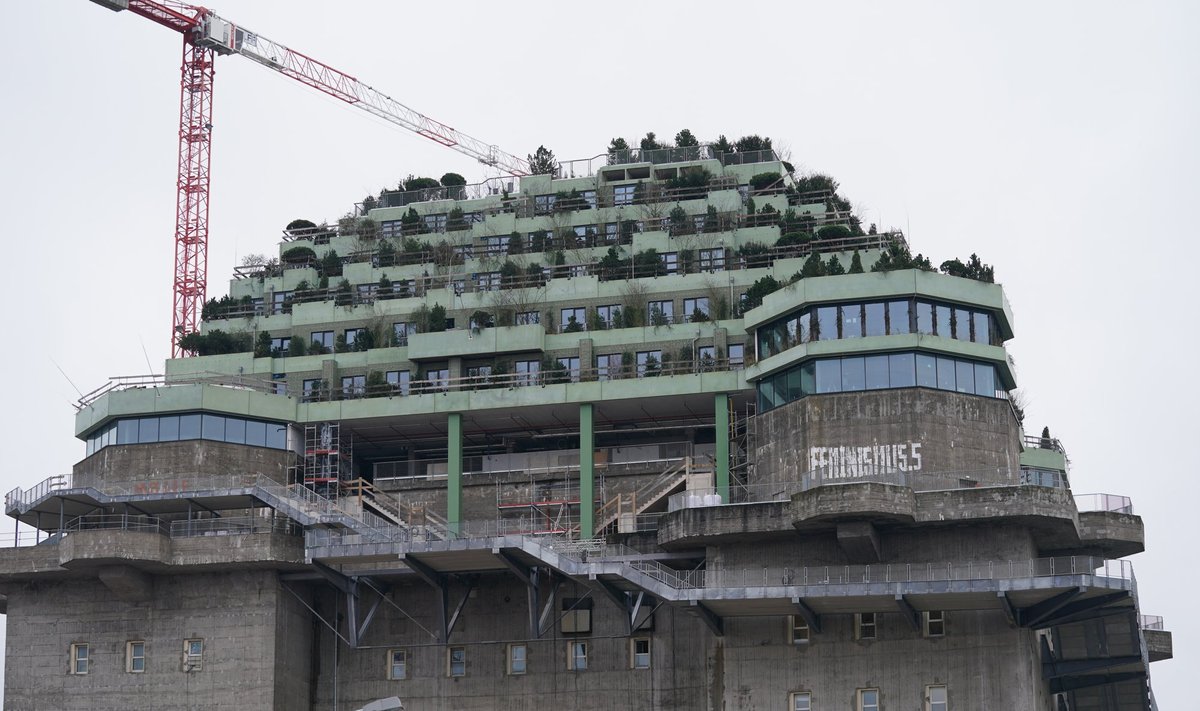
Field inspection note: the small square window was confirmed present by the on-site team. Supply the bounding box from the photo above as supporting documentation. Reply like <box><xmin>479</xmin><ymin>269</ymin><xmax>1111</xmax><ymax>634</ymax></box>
<box><xmin>69</xmin><ymin>643</ymin><xmax>89</xmax><ymax>675</ymax></box>
<box><xmin>448</xmin><ymin>646</ymin><xmax>466</xmax><ymax>677</ymax></box>
<box><xmin>855</xmin><ymin>613</ymin><xmax>877</xmax><ymax>640</ymax></box>
<box><xmin>568</xmin><ymin>641</ymin><xmax>588</xmax><ymax>671</ymax></box>
<box><xmin>858</xmin><ymin>688</ymin><xmax>881</xmax><ymax>711</ymax></box>
<box><xmin>788</xmin><ymin>615</ymin><xmax>810</xmax><ymax>645</ymax></box>
<box><xmin>183</xmin><ymin>639</ymin><xmax>203</xmax><ymax>672</ymax></box>
<box><xmin>926</xmin><ymin>684</ymin><xmax>947</xmax><ymax>711</ymax></box>
<box><xmin>924</xmin><ymin>611</ymin><xmax>946</xmax><ymax>638</ymax></box>
<box><xmin>388</xmin><ymin>649</ymin><xmax>407</xmax><ymax>680</ymax></box>
<box><xmin>126</xmin><ymin>641</ymin><xmax>145</xmax><ymax>673</ymax></box>
<box><xmin>790</xmin><ymin>691</ymin><xmax>812</xmax><ymax>711</ymax></box>
<box><xmin>507</xmin><ymin>644</ymin><xmax>527</xmax><ymax>675</ymax></box>
<box><xmin>631</xmin><ymin>638</ymin><xmax>651</xmax><ymax>669</ymax></box>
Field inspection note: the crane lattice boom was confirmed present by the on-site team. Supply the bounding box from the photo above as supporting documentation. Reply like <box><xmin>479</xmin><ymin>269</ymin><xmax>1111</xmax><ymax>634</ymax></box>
<box><xmin>89</xmin><ymin>0</ymin><xmax>531</xmax><ymax>356</ymax></box>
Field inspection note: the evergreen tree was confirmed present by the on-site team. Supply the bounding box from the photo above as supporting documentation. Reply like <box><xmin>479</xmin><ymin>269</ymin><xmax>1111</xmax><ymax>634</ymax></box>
<box><xmin>826</xmin><ymin>255</ymin><xmax>846</xmax><ymax>276</ymax></box>
<box><xmin>801</xmin><ymin>251</ymin><xmax>827</xmax><ymax>278</ymax></box>
<box><xmin>848</xmin><ymin>250</ymin><xmax>864</xmax><ymax>274</ymax></box>
<box><xmin>527</xmin><ymin>145</ymin><xmax>558</xmax><ymax>176</ymax></box>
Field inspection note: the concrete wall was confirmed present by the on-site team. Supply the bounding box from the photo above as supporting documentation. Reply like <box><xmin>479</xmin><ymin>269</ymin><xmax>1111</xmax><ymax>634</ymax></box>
<box><xmin>754</xmin><ymin>388</ymin><xmax>1021</xmax><ymax>488</ymax></box>
<box><xmin>74</xmin><ymin>440</ymin><xmax>291</xmax><ymax>490</ymax></box>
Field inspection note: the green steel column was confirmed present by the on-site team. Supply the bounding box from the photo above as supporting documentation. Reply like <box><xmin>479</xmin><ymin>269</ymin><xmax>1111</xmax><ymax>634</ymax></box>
<box><xmin>579</xmin><ymin>403</ymin><xmax>595</xmax><ymax>539</ymax></box>
<box><xmin>715</xmin><ymin>393</ymin><xmax>730</xmax><ymax>501</ymax></box>
<box><xmin>447</xmin><ymin>412</ymin><xmax>462</xmax><ymax>537</ymax></box>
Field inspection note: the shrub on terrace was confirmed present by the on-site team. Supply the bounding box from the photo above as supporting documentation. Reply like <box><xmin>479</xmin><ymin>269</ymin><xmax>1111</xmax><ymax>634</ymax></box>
<box><xmin>939</xmin><ymin>254</ymin><xmax>996</xmax><ymax>283</ymax></box>
<box><xmin>741</xmin><ymin>275</ymin><xmax>783</xmax><ymax>311</ymax></box>
<box><xmin>749</xmin><ymin>171</ymin><xmax>783</xmax><ymax>193</ymax></box>
<box><xmin>440</xmin><ymin>172</ymin><xmax>467</xmax><ymax>187</ymax></box>
<box><xmin>870</xmin><ymin>240</ymin><xmax>935</xmax><ymax>273</ymax></box>
<box><xmin>281</xmin><ymin>246</ymin><xmax>316</xmax><ymax>264</ymax></box>
<box><xmin>177</xmin><ymin>329</ymin><xmax>253</xmax><ymax>356</ymax></box>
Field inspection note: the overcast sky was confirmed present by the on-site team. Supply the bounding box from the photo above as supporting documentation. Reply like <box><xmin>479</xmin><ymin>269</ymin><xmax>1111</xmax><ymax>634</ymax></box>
<box><xmin>1</xmin><ymin>0</ymin><xmax>1194</xmax><ymax>704</ymax></box>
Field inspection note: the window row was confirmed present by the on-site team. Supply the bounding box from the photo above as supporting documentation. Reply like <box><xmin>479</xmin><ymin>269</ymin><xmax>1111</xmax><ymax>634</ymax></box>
<box><xmin>387</xmin><ymin>638</ymin><xmax>652</xmax><ymax>680</ymax></box>
<box><xmin>756</xmin><ymin>352</ymin><xmax>1001</xmax><ymax>413</ymax></box>
<box><xmin>789</xmin><ymin>612</ymin><xmax>945</xmax><ymax>644</ymax></box>
<box><xmin>69</xmin><ymin>640</ymin><xmax>203</xmax><ymax>675</ymax></box>
<box><xmin>791</xmin><ymin>685</ymin><xmax>948</xmax><ymax>711</ymax></box>
<box><xmin>85</xmin><ymin>414</ymin><xmax>288</xmax><ymax>457</ymax></box>
<box><xmin>757</xmin><ymin>298</ymin><xmax>999</xmax><ymax>360</ymax></box>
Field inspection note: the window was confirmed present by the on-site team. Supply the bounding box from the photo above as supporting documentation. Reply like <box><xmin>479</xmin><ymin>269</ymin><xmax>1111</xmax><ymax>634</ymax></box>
<box><xmin>972</xmin><ymin>311</ymin><xmax>991</xmax><ymax>344</ymax></box>
<box><xmin>613</xmin><ymin>184</ymin><xmax>636</xmax><ymax>206</ymax></box>
<box><xmin>601</xmin><ymin>222</ymin><xmax>620</xmax><ymax>244</ymax></box>
<box><xmin>183</xmin><ymin>639</ymin><xmax>203</xmax><ymax>671</ymax></box>
<box><xmin>534</xmin><ymin>194</ymin><xmax>557</xmax><ymax>214</ymax></box>
<box><xmin>483</xmin><ymin>235</ymin><xmax>509</xmax><ymax>255</ymax></box>
<box><xmin>953</xmin><ymin>307</ymin><xmax>972</xmax><ymax>341</ymax></box>
<box><xmin>560</xmin><ymin>307</ymin><xmax>586</xmax><ymax>331</ymax></box>
<box><xmin>924</xmin><ymin>611</ymin><xmax>946</xmax><ymax>637</ymax></box>
<box><xmin>790</xmin><ymin>691</ymin><xmax>812</xmax><ymax>711</ymax></box>
<box><xmin>269</xmin><ymin>336</ymin><xmax>291</xmax><ymax>356</ymax></box>
<box><xmin>380</xmin><ymin>219</ymin><xmax>403</xmax><ymax>239</ymax></box>
<box><xmin>631</xmin><ymin>638</ymin><xmax>651</xmax><ymax>669</ymax></box>
<box><xmin>841</xmin><ymin>304</ymin><xmax>863</xmax><ymax>338</ymax></box>
<box><xmin>516</xmin><ymin>311</ymin><xmax>541</xmax><ymax>325</ymax></box>
<box><xmin>507</xmin><ymin>644</ymin><xmax>527</xmax><ymax>675</ymax></box>
<box><xmin>888</xmin><ymin>300</ymin><xmax>911</xmax><ymax>335</ymax></box>
<box><xmin>423</xmin><ymin>213</ymin><xmax>447</xmax><ymax>232</ymax></box>
<box><xmin>311</xmin><ymin>330</ymin><xmax>334</xmax><ymax>351</ymax></box>
<box><xmin>69</xmin><ymin>643</ymin><xmax>89</xmax><ymax>675</ymax></box>
<box><xmin>344</xmin><ymin>327</ymin><xmax>365</xmax><ymax>349</ymax></box>
<box><xmin>729</xmin><ymin>343</ymin><xmax>745</xmax><ymax>367</ymax></box>
<box><xmin>935</xmin><ymin>304</ymin><xmax>952</xmax><ymax>337</ymax></box>
<box><xmin>568</xmin><ymin>641</ymin><xmax>588</xmax><ymax>671</ymax></box>
<box><xmin>816</xmin><ymin>306</ymin><xmax>837</xmax><ymax>340</ymax></box>
<box><xmin>478</xmin><ymin>271</ymin><xmax>502</xmax><ymax>291</ymax></box>
<box><xmin>683</xmin><ymin>297</ymin><xmax>710</xmax><ymax>321</ymax></box>
<box><xmin>636</xmin><ymin>350</ymin><xmax>663</xmax><ymax>377</ymax></box>
<box><xmin>858</xmin><ymin>688</ymin><xmax>880</xmax><ymax>711</ymax></box>
<box><xmin>425</xmin><ymin>368</ymin><xmax>450</xmax><ymax>392</ymax></box>
<box><xmin>597</xmin><ymin>353</ymin><xmax>623</xmax><ymax>381</ymax></box>
<box><xmin>466</xmin><ymin>364</ymin><xmax>493</xmax><ymax>381</ymax></box>
<box><xmin>388</xmin><ymin>649</ymin><xmax>407</xmax><ymax>680</ymax></box>
<box><xmin>597</xmin><ymin>304</ymin><xmax>622</xmax><ymax>328</ymax></box>
<box><xmin>580</xmin><ymin>190</ymin><xmax>597</xmax><ymax>209</ymax></box>
<box><xmin>558</xmin><ymin>356</ymin><xmax>581</xmax><ymax>382</ymax></box>
<box><xmin>865</xmin><ymin>302</ymin><xmax>886</xmax><ymax>337</ymax></box>
<box><xmin>448</xmin><ymin>646</ymin><xmax>466</xmax><ymax>677</ymax></box>
<box><xmin>855</xmin><ymin>612</ymin><xmax>877</xmax><ymax>640</ymax></box>
<box><xmin>303</xmin><ymin>378</ymin><xmax>323</xmax><ymax>401</ymax></box>
<box><xmin>697</xmin><ymin>346</ymin><xmax>717</xmax><ymax>371</ymax></box>
<box><xmin>916</xmin><ymin>301</ymin><xmax>934</xmax><ymax>335</ymax></box>
<box><xmin>788</xmin><ymin>615</ymin><xmax>810</xmax><ymax>644</ymax></box>
<box><xmin>393</xmin><ymin>322</ymin><xmax>415</xmax><ymax>346</ymax></box>
<box><xmin>271</xmin><ymin>290</ymin><xmax>290</xmax><ymax>315</ymax></box>
<box><xmin>647</xmin><ymin>300</ymin><xmax>674</xmax><ymax>325</ymax></box>
<box><xmin>661</xmin><ymin>252</ymin><xmax>679</xmax><ymax>273</ymax></box>
<box><xmin>385</xmin><ymin>370</ymin><xmax>411</xmax><ymax>396</ymax></box>
<box><xmin>126</xmin><ymin>641</ymin><xmax>146</xmax><ymax>673</ymax></box>
<box><xmin>700</xmin><ymin>247</ymin><xmax>726</xmax><ymax>272</ymax></box>
<box><xmin>341</xmin><ymin>375</ymin><xmax>366</xmax><ymax>398</ymax></box>
<box><xmin>515</xmin><ymin>360</ymin><xmax>540</xmax><ymax>386</ymax></box>
<box><xmin>561</xmin><ymin>597</ymin><xmax>593</xmax><ymax>633</ymax></box>
<box><xmin>926</xmin><ymin>685</ymin><xmax>947</xmax><ymax>711</ymax></box>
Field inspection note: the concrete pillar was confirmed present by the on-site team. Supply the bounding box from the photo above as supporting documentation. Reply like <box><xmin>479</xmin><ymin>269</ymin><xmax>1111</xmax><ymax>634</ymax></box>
<box><xmin>715</xmin><ymin>393</ymin><xmax>730</xmax><ymax>501</ymax></box>
<box><xmin>580</xmin><ymin>403</ymin><xmax>595</xmax><ymax>538</ymax></box>
<box><xmin>579</xmin><ymin>338</ymin><xmax>594</xmax><ymax>381</ymax></box>
<box><xmin>448</xmin><ymin>357</ymin><xmax>463</xmax><ymax>390</ymax></box>
<box><xmin>447</xmin><ymin>413</ymin><xmax>462</xmax><ymax>536</ymax></box>
<box><xmin>715</xmin><ymin>327</ymin><xmax>729</xmax><ymax>361</ymax></box>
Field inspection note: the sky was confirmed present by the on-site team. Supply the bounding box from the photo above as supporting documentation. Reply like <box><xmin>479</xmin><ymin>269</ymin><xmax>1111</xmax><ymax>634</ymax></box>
<box><xmin>0</xmin><ymin>0</ymin><xmax>1195</xmax><ymax>705</ymax></box>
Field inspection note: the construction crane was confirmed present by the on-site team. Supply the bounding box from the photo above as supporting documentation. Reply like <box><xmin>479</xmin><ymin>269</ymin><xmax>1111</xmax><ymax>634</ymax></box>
<box><xmin>88</xmin><ymin>1</ymin><xmax>532</xmax><ymax>357</ymax></box>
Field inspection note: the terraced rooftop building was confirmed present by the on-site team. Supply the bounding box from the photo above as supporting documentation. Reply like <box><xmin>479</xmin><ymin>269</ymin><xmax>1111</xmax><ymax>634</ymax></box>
<box><xmin>0</xmin><ymin>141</ymin><xmax>1172</xmax><ymax>710</ymax></box>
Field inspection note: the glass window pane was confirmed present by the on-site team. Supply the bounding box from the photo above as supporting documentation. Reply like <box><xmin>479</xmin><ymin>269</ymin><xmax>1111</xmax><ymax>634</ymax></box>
<box><xmin>975</xmin><ymin>363</ymin><xmax>996</xmax><ymax>397</ymax></box>
<box><xmin>117</xmin><ymin>419</ymin><xmax>138</xmax><ymax>445</ymax></box>
<box><xmin>973</xmin><ymin>311</ymin><xmax>991</xmax><ymax>344</ymax></box>
<box><xmin>864</xmin><ymin>355</ymin><xmax>890</xmax><ymax>389</ymax></box>
<box><xmin>179</xmin><ymin>414</ymin><xmax>201</xmax><ymax>440</ymax></box>
<box><xmin>954</xmin><ymin>307</ymin><xmax>972</xmax><ymax>341</ymax></box>
<box><xmin>800</xmin><ymin>362</ymin><xmax>816</xmax><ymax>396</ymax></box>
<box><xmin>771</xmin><ymin>373</ymin><xmax>787</xmax><ymax>408</ymax></box>
<box><xmin>840</xmin><ymin>305</ymin><xmax>862</xmax><ymax>338</ymax></box>
<box><xmin>224</xmin><ymin>417</ymin><xmax>246</xmax><ymax>444</ymax></box>
<box><xmin>864</xmin><ymin>303</ymin><xmax>886</xmax><ymax>337</ymax></box>
<box><xmin>936</xmin><ymin>304</ymin><xmax>952</xmax><ymax>337</ymax></box>
<box><xmin>137</xmin><ymin>417</ymin><xmax>160</xmax><ymax>443</ymax></box>
<box><xmin>201</xmin><ymin>414</ymin><xmax>225</xmax><ymax>441</ymax></box>
<box><xmin>266</xmin><ymin>423</ymin><xmax>287</xmax><ymax>450</ymax></box>
<box><xmin>841</xmin><ymin>357</ymin><xmax>865</xmax><ymax>391</ymax></box>
<box><xmin>889</xmin><ymin>353</ymin><xmax>916</xmax><ymax>388</ymax></box>
<box><xmin>889</xmin><ymin>300</ymin><xmax>911</xmax><ymax>335</ymax></box>
<box><xmin>159</xmin><ymin>415</ymin><xmax>180</xmax><ymax>441</ymax></box>
<box><xmin>784</xmin><ymin>318</ymin><xmax>799</xmax><ymax>350</ymax></box>
<box><xmin>916</xmin><ymin>301</ymin><xmax>934</xmax><ymax>335</ymax></box>
<box><xmin>245</xmin><ymin>420</ymin><xmax>267</xmax><ymax>447</ymax></box>
<box><xmin>787</xmin><ymin>367</ymin><xmax>804</xmax><ymax>402</ymax></box>
<box><xmin>916</xmin><ymin>353</ymin><xmax>937</xmax><ymax>387</ymax></box>
<box><xmin>816</xmin><ymin>306</ymin><xmax>838</xmax><ymax>341</ymax></box>
<box><xmin>815</xmin><ymin>359</ymin><xmax>841</xmax><ymax>393</ymax></box>
<box><xmin>936</xmin><ymin>356</ymin><xmax>957</xmax><ymax>390</ymax></box>
<box><xmin>955</xmin><ymin>360</ymin><xmax>975</xmax><ymax>393</ymax></box>
<box><xmin>757</xmin><ymin>381</ymin><xmax>772</xmax><ymax>412</ymax></box>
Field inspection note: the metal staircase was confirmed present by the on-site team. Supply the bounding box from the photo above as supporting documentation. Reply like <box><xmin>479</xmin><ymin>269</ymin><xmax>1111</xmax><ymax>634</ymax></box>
<box><xmin>591</xmin><ymin>458</ymin><xmax>702</xmax><ymax>535</ymax></box>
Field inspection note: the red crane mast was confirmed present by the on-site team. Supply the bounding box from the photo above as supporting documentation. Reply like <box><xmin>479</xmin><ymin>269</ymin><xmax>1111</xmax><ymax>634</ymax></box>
<box><xmin>89</xmin><ymin>1</ymin><xmax>531</xmax><ymax>357</ymax></box>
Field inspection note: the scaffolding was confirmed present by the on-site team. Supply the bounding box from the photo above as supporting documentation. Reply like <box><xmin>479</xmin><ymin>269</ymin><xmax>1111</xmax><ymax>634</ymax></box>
<box><xmin>298</xmin><ymin>423</ymin><xmax>352</xmax><ymax>496</ymax></box>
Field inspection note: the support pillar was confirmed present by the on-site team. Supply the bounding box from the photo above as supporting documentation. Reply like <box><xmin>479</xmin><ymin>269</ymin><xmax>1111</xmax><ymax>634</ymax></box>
<box><xmin>715</xmin><ymin>393</ymin><xmax>730</xmax><ymax>501</ymax></box>
<box><xmin>447</xmin><ymin>413</ymin><xmax>462</xmax><ymax>536</ymax></box>
<box><xmin>580</xmin><ymin>403</ymin><xmax>595</xmax><ymax>539</ymax></box>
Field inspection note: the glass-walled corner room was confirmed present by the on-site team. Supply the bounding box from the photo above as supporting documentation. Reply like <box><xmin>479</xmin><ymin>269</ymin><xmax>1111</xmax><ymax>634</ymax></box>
<box><xmin>85</xmin><ymin>413</ymin><xmax>290</xmax><ymax>456</ymax></box>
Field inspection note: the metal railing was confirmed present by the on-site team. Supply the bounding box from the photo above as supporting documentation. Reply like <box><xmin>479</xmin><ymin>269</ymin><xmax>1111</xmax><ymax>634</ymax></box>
<box><xmin>64</xmin><ymin>514</ymin><xmax>170</xmax><ymax>535</ymax></box>
<box><xmin>75</xmin><ymin>372</ymin><xmax>280</xmax><ymax>411</ymax></box>
<box><xmin>1023</xmin><ymin>434</ymin><xmax>1067</xmax><ymax>454</ymax></box>
<box><xmin>1138</xmin><ymin>614</ymin><xmax>1164</xmax><ymax>631</ymax></box>
<box><xmin>169</xmin><ymin>516</ymin><xmax>299</xmax><ymax>538</ymax></box>
<box><xmin>1074</xmin><ymin>493</ymin><xmax>1134</xmax><ymax>515</ymax></box>
<box><xmin>6</xmin><ymin>474</ymin><xmax>68</xmax><ymax>514</ymax></box>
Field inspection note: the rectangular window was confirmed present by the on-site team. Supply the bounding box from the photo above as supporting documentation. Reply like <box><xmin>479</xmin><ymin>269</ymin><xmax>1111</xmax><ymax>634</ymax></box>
<box><xmin>558</xmin><ymin>356</ymin><xmax>581</xmax><ymax>382</ymax></box>
<box><xmin>507</xmin><ymin>644</ymin><xmax>527</xmax><ymax>675</ymax></box>
<box><xmin>568</xmin><ymin>641</ymin><xmax>588</xmax><ymax>671</ymax></box>
<box><xmin>388</xmin><ymin>649</ymin><xmax>407</xmax><ymax>680</ymax></box>
<box><xmin>647</xmin><ymin>300</ymin><xmax>674</xmax><ymax>325</ymax></box>
<box><xmin>864</xmin><ymin>354</ymin><xmax>890</xmax><ymax>390</ymax></box>
<box><xmin>791</xmin><ymin>691</ymin><xmax>812</xmax><ymax>711</ymax></box>
<box><xmin>924</xmin><ymin>611</ymin><xmax>946</xmax><ymax>637</ymax></box>
<box><xmin>448</xmin><ymin>646</ymin><xmax>466</xmax><ymax>677</ymax></box>
<box><xmin>974</xmin><ymin>363</ymin><xmax>996</xmax><ymax>397</ymax></box>
<box><xmin>841</xmin><ymin>356</ymin><xmax>866</xmax><ymax>391</ymax></box>
<box><xmin>534</xmin><ymin>194</ymin><xmax>557</xmax><ymax>214</ymax></box>
<box><xmin>916</xmin><ymin>301</ymin><xmax>934</xmax><ymax>335</ymax></box>
<box><xmin>184</xmin><ymin>639</ymin><xmax>203</xmax><ymax>671</ymax></box>
<box><xmin>425</xmin><ymin>368</ymin><xmax>450</xmax><ymax>392</ymax></box>
<box><xmin>953</xmin><ymin>307</ymin><xmax>972</xmax><ymax>341</ymax></box>
<box><xmin>302</xmin><ymin>378</ymin><xmax>323</xmax><ymax>401</ymax></box>
<box><xmin>515</xmin><ymin>360</ymin><xmax>540</xmax><ymax>386</ymax></box>
<box><xmin>636</xmin><ymin>350</ymin><xmax>663</xmax><ymax>377</ymax></box>
<box><xmin>127</xmin><ymin>641</ymin><xmax>146</xmax><ymax>673</ymax></box>
<box><xmin>597</xmin><ymin>353</ymin><xmax>623</xmax><ymax>381</ymax></box>
<box><xmin>631</xmin><ymin>638</ymin><xmax>651</xmax><ymax>669</ymax></box>
<box><xmin>661</xmin><ymin>252</ymin><xmax>679</xmax><ymax>273</ymax></box>
<box><xmin>888</xmin><ymin>299</ymin><xmax>911</xmax><ymax>335</ymax></box>
<box><xmin>855</xmin><ymin>612</ymin><xmax>877</xmax><ymax>640</ymax></box>
<box><xmin>936</xmin><ymin>356</ymin><xmax>957</xmax><ymax>391</ymax></box>
<box><xmin>560</xmin><ymin>307</ymin><xmax>586</xmax><ymax>331</ymax></box>
<box><xmin>935</xmin><ymin>304</ymin><xmax>952</xmax><ymax>337</ymax></box>
<box><xmin>728</xmin><ymin>343</ymin><xmax>745</xmax><ymax>367</ymax></box>
<box><xmin>683</xmin><ymin>297</ymin><xmax>710</xmax><ymax>321</ymax></box>
<box><xmin>815</xmin><ymin>359</ymin><xmax>841</xmax><ymax>393</ymax></box>
<box><xmin>596</xmin><ymin>304</ymin><xmax>622</xmax><ymax>328</ymax></box>
<box><xmin>386</xmin><ymin>370</ymin><xmax>411</xmax><ymax>396</ymax></box>
<box><xmin>515</xmin><ymin>311</ymin><xmax>541</xmax><ymax>326</ymax></box>
<box><xmin>483</xmin><ymin>235</ymin><xmax>509</xmax><ymax>255</ymax></box>
<box><xmin>889</xmin><ymin>353</ymin><xmax>916</xmax><ymax>388</ymax></box>
<box><xmin>613</xmin><ymin>184</ymin><xmax>636</xmax><ymax>206</ymax></box>
<box><xmin>311</xmin><ymin>330</ymin><xmax>334</xmax><ymax>351</ymax></box>
<box><xmin>816</xmin><ymin>306</ymin><xmax>838</xmax><ymax>340</ymax></box>
<box><xmin>269</xmin><ymin>336</ymin><xmax>291</xmax><ymax>356</ymax></box>
<box><xmin>789</xmin><ymin>616</ymin><xmax>810</xmax><ymax>644</ymax></box>
<box><xmin>699</xmin><ymin>247</ymin><xmax>725</xmax><ymax>271</ymax></box>
<box><xmin>697</xmin><ymin>345</ymin><xmax>717</xmax><ymax>371</ymax></box>
<box><xmin>392</xmin><ymin>322</ymin><xmax>414</xmax><ymax>347</ymax></box>
<box><xmin>864</xmin><ymin>302</ymin><xmax>886</xmax><ymax>337</ymax></box>
<box><xmin>581</xmin><ymin>190</ymin><xmax>597</xmax><ymax>209</ymax></box>
<box><xmin>344</xmin><ymin>328</ymin><xmax>365</xmax><ymax>349</ymax></box>
<box><xmin>179</xmin><ymin>413</ymin><xmax>201</xmax><ymax>440</ymax></box>
<box><xmin>478</xmin><ymin>271</ymin><xmax>502</xmax><ymax>291</ymax></box>
<box><xmin>858</xmin><ymin>688</ymin><xmax>881</xmax><ymax>711</ymax></box>
<box><xmin>955</xmin><ymin>360</ymin><xmax>975</xmax><ymax>394</ymax></box>
<box><xmin>70</xmin><ymin>643</ymin><xmax>89</xmax><ymax>675</ymax></box>
<box><xmin>972</xmin><ymin>311</ymin><xmax>991</xmax><ymax>344</ymax></box>
<box><xmin>423</xmin><ymin>213</ymin><xmax>447</xmax><ymax>232</ymax></box>
<box><xmin>841</xmin><ymin>304</ymin><xmax>863</xmax><ymax>338</ymax></box>
<box><xmin>926</xmin><ymin>685</ymin><xmax>947</xmax><ymax>711</ymax></box>
<box><xmin>341</xmin><ymin>375</ymin><xmax>366</xmax><ymax>398</ymax></box>
<box><xmin>916</xmin><ymin>354</ymin><xmax>938</xmax><ymax>388</ymax></box>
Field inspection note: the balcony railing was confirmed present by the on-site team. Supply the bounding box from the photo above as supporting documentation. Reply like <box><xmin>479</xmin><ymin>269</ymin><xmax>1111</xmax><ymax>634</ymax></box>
<box><xmin>1023</xmin><ymin>434</ymin><xmax>1067</xmax><ymax>454</ymax></box>
<box><xmin>1073</xmin><ymin>493</ymin><xmax>1134</xmax><ymax>515</ymax></box>
<box><xmin>1138</xmin><ymin>614</ymin><xmax>1164</xmax><ymax>630</ymax></box>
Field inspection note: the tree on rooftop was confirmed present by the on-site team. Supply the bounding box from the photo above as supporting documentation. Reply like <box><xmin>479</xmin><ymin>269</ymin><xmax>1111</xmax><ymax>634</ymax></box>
<box><xmin>848</xmin><ymin>250</ymin><xmax>864</xmax><ymax>274</ymax></box>
<box><xmin>640</xmin><ymin>132</ymin><xmax>665</xmax><ymax>151</ymax></box>
<box><xmin>871</xmin><ymin>240</ymin><xmax>935</xmax><ymax>273</ymax></box>
<box><xmin>939</xmin><ymin>253</ymin><xmax>995</xmax><ymax>283</ymax></box>
<box><xmin>440</xmin><ymin>172</ymin><xmax>466</xmax><ymax>187</ymax></box>
<box><xmin>674</xmin><ymin>129</ymin><xmax>699</xmax><ymax>147</ymax></box>
<box><xmin>608</xmin><ymin>137</ymin><xmax>629</xmax><ymax>152</ymax></box>
<box><xmin>734</xmin><ymin>135</ymin><xmax>773</xmax><ymax>153</ymax></box>
<box><xmin>527</xmin><ymin>145</ymin><xmax>559</xmax><ymax>176</ymax></box>
<box><xmin>713</xmin><ymin>135</ymin><xmax>733</xmax><ymax>155</ymax></box>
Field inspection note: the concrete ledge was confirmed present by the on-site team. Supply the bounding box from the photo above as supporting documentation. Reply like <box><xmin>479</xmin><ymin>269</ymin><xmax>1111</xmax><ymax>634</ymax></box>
<box><xmin>791</xmin><ymin>483</ymin><xmax>917</xmax><ymax>527</ymax></box>
<box><xmin>1075</xmin><ymin>511</ymin><xmax>1144</xmax><ymax>557</ymax></box>
<box><xmin>59</xmin><ymin>530</ymin><xmax>170</xmax><ymax>569</ymax></box>
<box><xmin>1144</xmin><ymin>629</ymin><xmax>1172</xmax><ymax>662</ymax></box>
<box><xmin>656</xmin><ymin>501</ymin><xmax>791</xmax><ymax>548</ymax></box>
<box><xmin>171</xmin><ymin>532</ymin><xmax>306</xmax><ymax>568</ymax></box>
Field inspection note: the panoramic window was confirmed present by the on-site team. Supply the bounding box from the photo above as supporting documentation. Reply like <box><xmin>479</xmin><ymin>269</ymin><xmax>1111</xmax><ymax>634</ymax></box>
<box><xmin>87</xmin><ymin>413</ymin><xmax>287</xmax><ymax>455</ymax></box>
